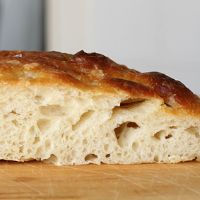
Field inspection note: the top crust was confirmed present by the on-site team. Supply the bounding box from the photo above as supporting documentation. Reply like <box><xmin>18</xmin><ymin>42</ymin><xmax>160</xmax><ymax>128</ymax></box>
<box><xmin>0</xmin><ymin>50</ymin><xmax>199</xmax><ymax>116</ymax></box>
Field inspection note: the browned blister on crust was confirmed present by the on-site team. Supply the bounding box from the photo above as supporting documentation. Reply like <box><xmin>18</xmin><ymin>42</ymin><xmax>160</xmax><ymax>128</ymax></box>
<box><xmin>0</xmin><ymin>50</ymin><xmax>199</xmax><ymax>116</ymax></box>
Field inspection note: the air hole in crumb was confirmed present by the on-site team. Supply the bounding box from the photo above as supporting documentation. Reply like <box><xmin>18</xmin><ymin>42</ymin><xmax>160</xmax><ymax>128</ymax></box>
<box><xmin>47</xmin><ymin>154</ymin><xmax>57</xmax><ymax>163</ymax></box>
<box><xmin>9</xmin><ymin>110</ymin><xmax>19</xmax><ymax>115</ymax></box>
<box><xmin>35</xmin><ymin>95</ymin><xmax>43</xmax><ymax>102</ymax></box>
<box><xmin>72</xmin><ymin>110</ymin><xmax>94</xmax><ymax>131</ymax></box>
<box><xmin>185</xmin><ymin>126</ymin><xmax>199</xmax><ymax>138</ymax></box>
<box><xmin>12</xmin><ymin>120</ymin><xmax>18</xmax><ymax>126</ymax></box>
<box><xmin>127</xmin><ymin>122</ymin><xmax>139</xmax><ymax>128</ymax></box>
<box><xmin>114</xmin><ymin>121</ymin><xmax>139</xmax><ymax>140</ymax></box>
<box><xmin>154</xmin><ymin>155</ymin><xmax>159</xmax><ymax>162</ymax></box>
<box><xmin>119</xmin><ymin>98</ymin><xmax>146</xmax><ymax>108</ymax></box>
<box><xmin>19</xmin><ymin>146</ymin><xmax>23</xmax><ymax>153</ymax></box>
<box><xmin>105</xmin><ymin>154</ymin><xmax>110</xmax><ymax>158</ymax></box>
<box><xmin>165</xmin><ymin>134</ymin><xmax>172</xmax><ymax>139</ymax></box>
<box><xmin>132</xmin><ymin>142</ymin><xmax>139</xmax><ymax>151</ymax></box>
<box><xmin>33</xmin><ymin>136</ymin><xmax>40</xmax><ymax>144</ymax></box>
<box><xmin>114</xmin><ymin>124</ymin><xmax>126</xmax><ymax>139</ymax></box>
<box><xmin>169</xmin><ymin>126</ymin><xmax>177</xmax><ymax>129</ymax></box>
<box><xmin>153</xmin><ymin>130</ymin><xmax>166</xmax><ymax>140</ymax></box>
<box><xmin>85</xmin><ymin>154</ymin><xmax>98</xmax><ymax>161</ymax></box>
<box><xmin>39</xmin><ymin>105</ymin><xmax>63</xmax><ymax>116</ymax></box>
<box><xmin>192</xmin><ymin>157</ymin><xmax>197</xmax><ymax>161</ymax></box>
<box><xmin>37</xmin><ymin>119</ymin><xmax>51</xmax><ymax>133</ymax></box>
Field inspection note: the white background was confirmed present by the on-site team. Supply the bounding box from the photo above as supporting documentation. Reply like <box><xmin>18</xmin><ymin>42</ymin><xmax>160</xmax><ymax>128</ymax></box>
<box><xmin>46</xmin><ymin>0</ymin><xmax>200</xmax><ymax>94</ymax></box>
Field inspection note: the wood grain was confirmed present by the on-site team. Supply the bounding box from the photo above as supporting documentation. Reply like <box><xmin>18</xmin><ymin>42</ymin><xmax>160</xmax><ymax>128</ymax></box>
<box><xmin>0</xmin><ymin>161</ymin><xmax>199</xmax><ymax>200</ymax></box>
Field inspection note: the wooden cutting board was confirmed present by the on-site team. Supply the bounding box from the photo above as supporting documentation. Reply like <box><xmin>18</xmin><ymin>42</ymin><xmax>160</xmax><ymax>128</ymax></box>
<box><xmin>0</xmin><ymin>161</ymin><xmax>199</xmax><ymax>200</ymax></box>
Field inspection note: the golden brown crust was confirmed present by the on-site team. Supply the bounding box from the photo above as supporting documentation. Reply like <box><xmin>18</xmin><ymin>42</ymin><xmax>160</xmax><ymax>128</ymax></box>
<box><xmin>0</xmin><ymin>50</ymin><xmax>199</xmax><ymax>116</ymax></box>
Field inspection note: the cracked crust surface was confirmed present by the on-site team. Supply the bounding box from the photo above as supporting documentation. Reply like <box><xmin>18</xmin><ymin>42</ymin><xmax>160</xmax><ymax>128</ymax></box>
<box><xmin>0</xmin><ymin>50</ymin><xmax>199</xmax><ymax>116</ymax></box>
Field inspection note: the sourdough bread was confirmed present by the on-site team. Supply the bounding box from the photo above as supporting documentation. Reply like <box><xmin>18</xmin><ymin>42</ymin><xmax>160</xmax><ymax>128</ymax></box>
<box><xmin>0</xmin><ymin>50</ymin><xmax>199</xmax><ymax>165</ymax></box>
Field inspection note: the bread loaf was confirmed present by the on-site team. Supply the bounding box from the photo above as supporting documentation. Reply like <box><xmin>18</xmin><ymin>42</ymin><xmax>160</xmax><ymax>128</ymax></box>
<box><xmin>0</xmin><ymin>50</ymin><xmax>199</xmax><ymax>165</ymax></box>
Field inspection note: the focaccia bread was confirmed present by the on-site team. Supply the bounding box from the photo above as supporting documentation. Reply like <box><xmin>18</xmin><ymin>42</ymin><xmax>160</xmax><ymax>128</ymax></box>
<box><xmin>0</xmin><ymin>50</ymin><xmax>199</xmax><ymax>165</ymax></box>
